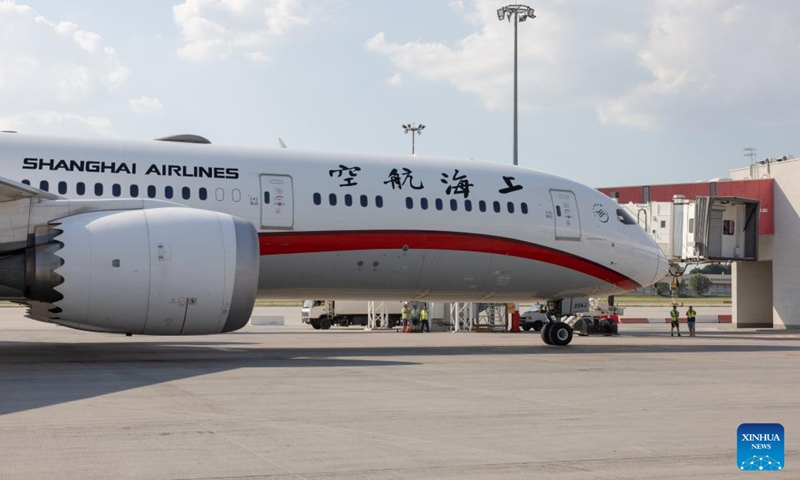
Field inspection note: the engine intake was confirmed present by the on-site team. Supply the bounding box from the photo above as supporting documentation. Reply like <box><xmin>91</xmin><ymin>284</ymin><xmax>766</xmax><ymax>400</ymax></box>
<box><xmin>1</xmin><ymin>207</ymin><xmax>258</xmax><ymax>335</ymax></box>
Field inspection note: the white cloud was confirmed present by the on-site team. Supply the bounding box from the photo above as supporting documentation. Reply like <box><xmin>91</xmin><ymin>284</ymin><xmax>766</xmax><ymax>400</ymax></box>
<box><xmin>129</xmin><ymin>96</ymin><xmax>164</xmax><ymax>114</ymax></box>
<box><xmin>0</xmin><ymin>111</ymin><xmax>111</xmax><ymax>132</ymax></box>
<box><xmin>246</xmin><ymin>51</ymin><xmax>272</xmax><ymax>63</ymax></box>
<box><xmin>367</xmin><ymin>0</ymin><xmax>800</xmax><ymax>130</ymax></box>
<box><xmin>0</xmin><ymin>2</ymin><xmax>129</xmax><ymax>132</ymax></box>
<box><xmin>173</xmin><ymin>0</ymin><xmax>331</xmax><ymax>62</ymax></box>
<box><xmin>385</xmin><ymin>73</ymin><xmax>404</xmax><ymax>87</ymax></box>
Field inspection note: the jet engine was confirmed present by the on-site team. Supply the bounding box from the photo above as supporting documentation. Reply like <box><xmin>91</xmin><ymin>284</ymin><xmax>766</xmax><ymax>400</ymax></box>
<box><xmin>0</xmin><ymin>207</ymin><xmax>259</xmax><ymax>335</ymax></box>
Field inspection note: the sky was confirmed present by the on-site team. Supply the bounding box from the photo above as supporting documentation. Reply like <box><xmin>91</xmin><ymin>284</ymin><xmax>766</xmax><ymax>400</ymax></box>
<box><xmin>0</xmin><ymin>0</ymin><xmax>798</xmax><ymax>187</ymax></box>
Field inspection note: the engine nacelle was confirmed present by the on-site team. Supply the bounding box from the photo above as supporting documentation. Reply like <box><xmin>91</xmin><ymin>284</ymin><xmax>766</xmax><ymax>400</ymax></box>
<box><xmin>13</xmin><ymin>207</ymin><xmax>259</xmax><ymax>335</ymax></box>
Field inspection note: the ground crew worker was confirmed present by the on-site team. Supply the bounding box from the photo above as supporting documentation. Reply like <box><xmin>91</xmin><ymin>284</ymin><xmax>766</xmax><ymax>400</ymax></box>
<box><xmin>420</xmin><ymin>305</ymin><xmax>430</xmax><ymax>333</ymax></box>
<box><xmin>401</xmin><ymin>305</ymin><xmax>409</xmax><ymax>332</ymax></box>
<box><xmin>686</xmin><ymin>306</ymin><xmax>697</xmax><ymax>337</ymax></box>
<box><xmin>669</xmin><ymin>305</ymin><xmax>681</xmax><ymax>337</ymax></box>
<box><xmin>411</xmin><ymin>305</ymin><xmax>420</xmax><ymax>331</ymax></box>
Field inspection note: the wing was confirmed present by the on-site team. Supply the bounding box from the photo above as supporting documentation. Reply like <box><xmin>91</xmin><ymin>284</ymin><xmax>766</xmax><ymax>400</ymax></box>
<box><xmin>0</xmin><ymin>176</ymin><xmax>60</xmax><ymax>202</ymax></box>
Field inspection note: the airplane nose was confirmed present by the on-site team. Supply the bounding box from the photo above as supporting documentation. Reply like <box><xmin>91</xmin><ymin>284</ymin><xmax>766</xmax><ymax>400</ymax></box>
<box><xmin>650</xmin><ymin>245</ymin><xmax>670</xmax><ymax>287</ymax></box>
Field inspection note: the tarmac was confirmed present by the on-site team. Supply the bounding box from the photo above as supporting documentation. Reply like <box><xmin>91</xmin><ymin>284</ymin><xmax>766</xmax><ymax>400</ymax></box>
<box><xmin>0</xmin><ymin>306</ymin><xmax>797</xmax><ymax>479</ymax></box>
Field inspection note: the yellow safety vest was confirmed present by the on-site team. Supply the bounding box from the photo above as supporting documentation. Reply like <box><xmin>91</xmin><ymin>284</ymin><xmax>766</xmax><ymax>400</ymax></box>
<box><xmin>401</xmin><ymin>310</ymin><xmax>408</xmax><ymax>319</ymax></box>
<box><xmin>421</xmin><ymin>310</ymin><xmax>429</xmax><ymax>321</ymax></box>
<box><xmin>670</xmin><ymin>310</ymin><xmax>679</xmax><ymax>320</ymax></box>
<box><xmin>687</xmin><ymin>309</ymin><xmax>696</xmax><ymax>318</ymax></box>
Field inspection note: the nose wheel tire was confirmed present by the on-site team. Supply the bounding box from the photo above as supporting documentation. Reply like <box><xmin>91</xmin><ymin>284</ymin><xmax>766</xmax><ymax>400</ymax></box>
<box><xmin>540</xmin><ymin>322</ymin><xmax>554</xmax><ymax>345</ymax></box>
<box><xmin>547</xmin><ymin>322</ymin><xmax>573</xmax><ymax>346</ymax></box>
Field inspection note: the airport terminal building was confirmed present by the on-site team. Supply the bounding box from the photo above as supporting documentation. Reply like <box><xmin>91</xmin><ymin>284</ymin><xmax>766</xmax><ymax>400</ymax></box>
<box><xmin>599</xmin><ymin>157</ymin><xmax>800</xmax><ymax>329</ymax></box>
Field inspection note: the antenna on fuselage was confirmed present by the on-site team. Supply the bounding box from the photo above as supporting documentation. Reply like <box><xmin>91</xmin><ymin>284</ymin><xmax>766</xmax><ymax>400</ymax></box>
<box><xmin>278</xmin><ymin>138</ymin><xmax>288</xmax><ymax>149</ymax></box>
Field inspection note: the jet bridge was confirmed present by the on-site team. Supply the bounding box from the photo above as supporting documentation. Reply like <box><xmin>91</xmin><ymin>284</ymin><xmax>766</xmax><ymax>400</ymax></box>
<box><xmin>622</xmin><ymin>195</ymin><xmax>760</xmax><ymax>263</ymax></box>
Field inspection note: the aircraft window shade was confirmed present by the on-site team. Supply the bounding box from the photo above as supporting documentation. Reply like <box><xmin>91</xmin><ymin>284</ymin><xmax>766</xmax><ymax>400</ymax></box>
<box><xmin>521</xmin><ymin>202</ymin><xmax>529</xmax><ymax>214</ymax></box>
<box><xmin>344</xmin><ymin>194</ymin><xmax>353</xmax><ymax>206</ymax></box>
<box><xmin>313</xmin><ymin>192</ymin><xmax>321</xmax><ymax>205</ymax></box>
<box><xmin>182</xmin><ymin>187</ymin><xmax>191</xmax><ymax>200</ymax></box>
<box><xmin>22</xmin><ymin>179</ymin><xmax>30</xmax><ymax>185</ymax></box>
<box><xmin>130</xmin><ymin>185</ymin><xmax>139</xmax><ymax>197</ymax></box>
<box><xmin>40</xmin><ymin>180</ymin><xmax>49</xmax><ymax>191</ymax></box>
<box><xmin>479</xmin><ymin>200</ymin><xmax>487</xmax><ymax>212</ymax></box>
<box><xmin>215</xmin><ymin>188</ymin><xmax>224</xmax><ymax>201</ymax></box>
<box><xmin>420</xmin><ymin>198</ymin><xmax>429</xmax><ymax>210</ymax></box>
<box><xmin>375</xmin><ymin>195</ymin><xmax>383</xmax><ymax>208</ymax></box>
<box><xmin>94</xmin><ymin>183</ymin><xmax>103</xmax><ymax>196</ymax></box>
<box><xmin>493</xmin><ymin>201</ymin><xmax>501</xmax><ymax>213</ymax></box>
<box><xmin>616</xmin><ymin>208</ymin><xmax>636</xmax><ymax>225</ymax></box>
<box><xmin>406</xmin><ymin>197</ymin><xmax>413</xmax><ymax>209</ymax></box>
<box><xmin>58</xmin><ymin>181</ymin><xmax>67</xmax><ymax>195</ymax></box>
<box><xmin>199</xmin><ymin>187</ymin><xmax>207</xmax><ymax>201</ymax></box>
<box><xmin>112</xmin><ymin>184</ymin><xmax>121</xmax><ymax>197</ymax></box>
<box><xmin>360</xmin><ymin>195</ymin><xmax>368</xmax><ymax>207</ymax></box>
<box><xmin>329</xmin><ymin>193</ymin><xmax>337</xmax><ymax>206</ymax></box>
<box><xmin>147</xmin><ymin>185</ymin><xmax>156</xmax><ymax>198</ymax></box>
<box><xmin>450</xmin><ymin>199</ymin><xmax>458</xmax><ymax>211</ymax></box>
<box><xmin>507</xmin><ymin>202</ymin><xmax>515</xmax><ymax>214</ymax></box>
<box><xmin>435</xmin><ymin>198</ymin><xmax>443</xmax><ymax>211</ymax></box>
<box><xmin>464</xmin><ymin>199</ymin><xmax>473</xmax><ymax>212</ymax></box>
<box><xmin>165</xmin><ymin>186</ymin><xmax>174</xmax><ymax>199</ymax></box>
<box><xmin>232</xmin><ymin>189</ymin><xmax>241</xmax><ymax>202</ymax></box>
<box><xmin>77</xmin><ymin>182</ymin><xmax>86</xmax><ymax>195</ymax></box>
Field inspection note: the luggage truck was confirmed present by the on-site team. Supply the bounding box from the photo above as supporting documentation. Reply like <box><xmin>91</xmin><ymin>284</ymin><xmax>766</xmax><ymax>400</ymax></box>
<box><xmin>301</xmin><ymin>300</ymin><xmax>405</xmax><ymax>330</ymax></box>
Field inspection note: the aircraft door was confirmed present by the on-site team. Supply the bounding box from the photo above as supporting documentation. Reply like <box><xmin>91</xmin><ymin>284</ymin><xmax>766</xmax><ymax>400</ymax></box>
<box><xmin>260</xmin><ymin>174</ymin><xmax>294</xmax><ymax>229</ymax></box>
<box><xmin>550</xmin><ymin>189</ymin><xmax>581</xmax><ymax>240</ymax></box>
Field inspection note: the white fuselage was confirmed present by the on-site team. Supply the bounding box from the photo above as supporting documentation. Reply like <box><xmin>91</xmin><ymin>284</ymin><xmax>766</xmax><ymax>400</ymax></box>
<box><xmin>0</xmin><ymin>133</ymin><xmax>668</xmax><ymax>302</ymax></box>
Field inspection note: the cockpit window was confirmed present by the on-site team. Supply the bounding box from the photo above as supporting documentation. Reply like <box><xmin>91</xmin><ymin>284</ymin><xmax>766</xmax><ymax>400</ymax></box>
<box><xmin>616</xmin><ymin>208</ymin><xmax>637</xmax><ymax>225</ymax></box>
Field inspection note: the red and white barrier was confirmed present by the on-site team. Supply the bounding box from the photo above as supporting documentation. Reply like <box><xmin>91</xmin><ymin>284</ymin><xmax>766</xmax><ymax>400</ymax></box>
<box><xmin>619</xmin><ymin>315</ymin><xmax>731</xmax><ymax>324</ymax></box>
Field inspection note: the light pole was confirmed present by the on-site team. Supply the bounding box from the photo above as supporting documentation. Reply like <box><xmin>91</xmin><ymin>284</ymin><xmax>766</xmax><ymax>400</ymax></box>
<box><xmin>402</xmin><ymin>123</ymin><xmax>425</xmax><ymax>156</ymax></box>
<box><xmin>497</xmin><ymin>4</ymin><xmax>535</xmax><ymax>166</ymax></box>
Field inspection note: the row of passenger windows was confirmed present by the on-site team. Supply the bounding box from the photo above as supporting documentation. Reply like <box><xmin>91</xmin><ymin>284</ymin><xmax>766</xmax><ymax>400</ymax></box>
<box><xmin>23</xmin><ymin>180</ymin><xmax>243</xmax><ymax>202</ymax></box>
<box><xmin>313</xmin><ymin>192</ymin><xmax>529</xmax><ymax>215</ymax></box>
<box><xmin>406</xmin><ymin>197</ymin><xmax>528</xmax><ymax>214</ymax></box>
<box><xmin>313</xmin><ymin>193</ymin><xmax>384</xmax><ymax>208</ymax></box>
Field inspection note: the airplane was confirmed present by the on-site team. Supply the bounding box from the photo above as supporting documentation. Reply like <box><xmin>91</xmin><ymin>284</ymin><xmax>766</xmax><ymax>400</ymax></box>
<box><xmin>0</xmin><ymin>131</ymin><xmax>668</xmax><ymax>345</ymax></box>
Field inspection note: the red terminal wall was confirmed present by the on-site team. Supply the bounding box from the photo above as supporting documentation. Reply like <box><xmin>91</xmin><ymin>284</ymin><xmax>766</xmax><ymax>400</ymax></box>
<box><xmin>597</xmin><ymin>179</ymin><xmax>774</xmax><ymax>236</ymax></box>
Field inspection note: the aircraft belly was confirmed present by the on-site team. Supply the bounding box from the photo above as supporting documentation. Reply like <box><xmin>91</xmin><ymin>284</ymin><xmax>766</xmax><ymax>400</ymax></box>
<box><xmin>257</xmin><ymin>250</ymin><xmax>618</xmax><ymax>301</ymax></box>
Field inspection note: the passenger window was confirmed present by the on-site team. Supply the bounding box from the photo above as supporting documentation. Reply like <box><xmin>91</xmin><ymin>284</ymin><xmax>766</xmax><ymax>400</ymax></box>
<box><xmin>199</xmin><ymin>187</ymin><xmax>207</xmax><ymax>201</ymax></box>
<box><xmin>112</xmin><ymin>184</ymin><xmax>121</xmax><ymax>197</ymax></box>
<box><xmin>688</xmin><ymin>218</ymin><xmax>694</xmax><ymax>234</ymax></box>
<box><xmin>77</xmin><ymin>182</ymin><xmax>86</xmax><ymax>195</ymax></box>
<box><xmin>360</xmin><ymin>195</ymin><xmax>368</xmax><ymax>207</ymax></box>
<box><xmin>165</xmin><ymin>186</ymin><xmax>173</xmax><ymax>199</ymax></box>
<box><xmin>435</xmin><ymin>198</ymin><xmax>443</xmax><ymax>211</ymax></box>
<box><xmin>232</xmin><ymin>189</ymin><xmax>241</xmax><ymax>202</ymax></box>
<box><xmin>215</xmin><ymin>188</ymin><xmax>224</xmax><ymax>201</ymax></box>
<box><xmin>450</xmin><ymin>199</ymin><xmax>458</xmax><ymax>211</ymax></box>
<box><xmin>723</xmin><ymin>220</ymin><xmax>735</xmax><ymax>235</ymax></box>
<box><xmin>521</xmin><ymin>202</ymin><xmax>529</xmax><ymax>214</ymax></box>
<box><xmin>556</xmin><ymin>206</ymin><xmax>562</xmax><ymax>217</ymax></box>
<box><xmin>493</xmin><ymin>201</ymin><xmax>501</xmax><ymax>213</ymax></box>
<box><xmin>58</xmin><ymin>181</ymin><xmax>67</xmax><ymax>195</ymax></box>
<box><xmin>94</xmin><ymin>183</ymin><xmax>103</xmax><ymax>196</ymax></box>
<box><xmin>406</xmin><ymin>197</ymin><xmax>413</xmax><ymax>209</ymax></box>
<box><xmin>147</xmin><ymin>185</ymin><xmax>156</xmax><ymax>198</ymax></box>
<box><xmin>375</xmin><ymin>195</ymin><xmax>383</xmax><ymax>208</ymax></box>
<box><xmin>182</xmin><ymin>187</ymin><xmax>190</xmax><ymax>200</ymax></box>
<box><xmin>465</xmin><ymin>200</ymin><xmax>473</xmax><ymax>212</ymax></box>
<box><xmin>313</xmin><ymin>193</ymin><xmax>321</xmax><ymax>205</ymax></box>
<box><xmin>329</xmin><ymin>193</ymin><xmax>337</xmax><ymax>206</ymax></box>
<box><xmin>344</xmin><ymin>194</ymin><xmax>353</xmax><ymax>207</ymax></box>
<box><xmin>507</xmin><ymin>202</ymin><xmax>515</xmax><ymax>214</ymax></box>
<box><xmin>22</xmin><ymin>179</ymin><xmax>30</xmax><ymax>185</ymax></box>
<box><xmin>130</xmin><ymin>185</ymin><xmax>139</xmax><ymax>197</ymax></box>
<box><xmin>420</xmin><ymin>198</ymin><xmax>429</xmax><ymax>210</ymax></box>
<box><xmin>39</xmin><ymin>180</ymin><xmax>49</xmax><ymax>191</ymax></box>
<box><xmin>479</xmin><ymin>200</ymin><xmax>487</xmax><ymax>212</ymax></box>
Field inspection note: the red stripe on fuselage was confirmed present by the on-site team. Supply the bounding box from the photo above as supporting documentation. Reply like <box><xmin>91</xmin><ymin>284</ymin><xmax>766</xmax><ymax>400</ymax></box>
<box><xmin>258</xmin><ymin>230</ymin><xmax>641</xmax><ymax>290</ymax></box>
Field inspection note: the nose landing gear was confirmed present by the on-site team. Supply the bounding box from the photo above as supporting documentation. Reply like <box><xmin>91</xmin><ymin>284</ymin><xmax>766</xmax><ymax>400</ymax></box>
<box><xmin>541</xmin><ymin>319</ymin><xmax>573</xmax><ymax>346</ymax></box>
